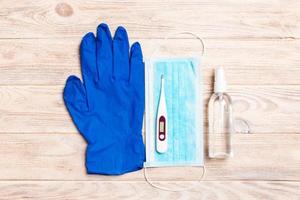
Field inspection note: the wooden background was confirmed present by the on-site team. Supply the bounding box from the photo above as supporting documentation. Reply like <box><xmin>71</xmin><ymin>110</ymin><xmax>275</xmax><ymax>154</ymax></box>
<box><xmin>0</xmin><ymin>0</ymin><xmax>300</xmax><ymax>199</ymax></box>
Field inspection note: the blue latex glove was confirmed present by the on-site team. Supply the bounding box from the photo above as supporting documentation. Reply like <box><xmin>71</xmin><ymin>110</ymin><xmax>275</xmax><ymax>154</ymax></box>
<box><xmin>63</xmin><ymin>23</ymin><xmax>145</xmax><ymax>175</ymax></box>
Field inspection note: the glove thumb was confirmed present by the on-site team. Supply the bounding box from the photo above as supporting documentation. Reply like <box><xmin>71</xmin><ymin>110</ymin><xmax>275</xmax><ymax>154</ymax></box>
<box><xmin>63</xmin><ymin>76</ymin><xmax>91</xmax><ymax>142</ymax></box>
<box><xmin>64</xmin><ymin>75</ymin><xmax>88</xmax><ymax>112</ymax></box>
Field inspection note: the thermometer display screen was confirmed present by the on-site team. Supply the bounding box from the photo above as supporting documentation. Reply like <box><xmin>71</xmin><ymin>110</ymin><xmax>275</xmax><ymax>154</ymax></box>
<box><xmin>158</xmin><ymin>116</ymin><xmax>166</xmax><ymax>142</ymax></box>
<box><xmin>159</xmin><ymin>122</ymin><xmax>164</xmax><ymax>132</ymax></box>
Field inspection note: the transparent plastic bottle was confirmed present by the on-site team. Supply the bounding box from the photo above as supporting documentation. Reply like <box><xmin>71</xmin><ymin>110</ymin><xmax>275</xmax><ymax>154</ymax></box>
<box><xmin>208</xmin><ymin>67</ymin><xmax>233</xmax><ymax>158</ymax></box>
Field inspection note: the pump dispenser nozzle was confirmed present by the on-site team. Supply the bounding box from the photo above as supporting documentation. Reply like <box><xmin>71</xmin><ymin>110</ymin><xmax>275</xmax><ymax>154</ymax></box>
<box><xmin>214</xmin><ymin>67</ymin><xmax>227</xmax><ymax>93</ymax></box>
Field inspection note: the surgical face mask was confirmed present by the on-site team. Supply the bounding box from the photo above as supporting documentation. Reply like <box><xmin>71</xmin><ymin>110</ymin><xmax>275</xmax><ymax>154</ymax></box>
<box><xmin>144</xmin><ymin>58</ymin><xmax>204</xmax><ymax>168</ymax></box>
<box><xmin>143</xmin><ymin>32</ymin><xmax>205</xmax><ymax>191</ymax></box>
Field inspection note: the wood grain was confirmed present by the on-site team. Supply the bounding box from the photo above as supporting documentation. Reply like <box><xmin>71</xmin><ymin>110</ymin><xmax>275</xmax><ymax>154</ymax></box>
<box><xmin>0</xmin><ymin>133</ymin><xmax>298</xmax><ymax>181</ymax></box>
<box><xmin>0</xmin><ymin>38</ymin><xmax>299</xmax><ymax>85</ymax></box>
<box><xmin>0</xmin><ymin>181</ymin><xmax>299</xmax><ymax>200</ymax></box>
<box><xmin>0</xmin><ymin>0</ymin><xmax>299</xmax><ymax>39</ymax></box>
<box><xmin>0</xmin><ymin>0</ymin><xmax>299</xmax><ymax>198</ymax></box>
<box><xmin>0</xmin><ymin>85</ymin><xmax>299</xmax><ymax>134</ymax></box>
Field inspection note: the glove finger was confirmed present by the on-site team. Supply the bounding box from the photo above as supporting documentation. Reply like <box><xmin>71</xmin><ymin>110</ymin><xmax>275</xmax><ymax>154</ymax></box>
<box><xmin>80</xmin><ymin>32</ymin><xmax>97</xmax><ymax>83</ymax></box>
<box><xmin>96</xmin><ymin>23</ymin><xmax>113</xmax><ymax>86</ymax></box>
<box><xmin>129</xmin><ymin>42</ymin><xmax>144</xmax><ymax>90</ymax></box>
<box><xmin>129</xmin><ymin>42</ymin><xmax>145</xmax><ymax>135</ymax></box>
<box><xmin>113</xmin><ymin>26</ymin><xmax>130</xmax><ymax>81</ymax></box>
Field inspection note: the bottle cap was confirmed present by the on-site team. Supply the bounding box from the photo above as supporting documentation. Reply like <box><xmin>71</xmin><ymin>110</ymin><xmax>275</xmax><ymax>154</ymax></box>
<box><xmin>214</xmin><ymin>67</ymin><xmax>227</xmax><ymax>93</ymax></box>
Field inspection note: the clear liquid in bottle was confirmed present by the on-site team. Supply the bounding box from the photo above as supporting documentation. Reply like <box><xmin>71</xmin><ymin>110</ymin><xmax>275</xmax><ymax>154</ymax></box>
<box><xmin>208</xmin><ymin>68</ymin><xmax>233</xmax><ymax>158</ymax></box>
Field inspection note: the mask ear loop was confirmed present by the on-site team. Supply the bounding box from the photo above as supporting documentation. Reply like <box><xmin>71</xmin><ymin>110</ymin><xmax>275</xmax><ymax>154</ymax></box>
<box><xmin>143</xmin><ymin>166</ymin><xmax>206</xmax><ymax>192</ymax></box>
<box><xmin>149</xmin><ymin>31</ymin><xmax>205</xmax><ymax>59</ymax></box>
<box><xmin>144</xmin><ymin>31</ymin><xmax>205</xmax><ymax>191</ymax></box>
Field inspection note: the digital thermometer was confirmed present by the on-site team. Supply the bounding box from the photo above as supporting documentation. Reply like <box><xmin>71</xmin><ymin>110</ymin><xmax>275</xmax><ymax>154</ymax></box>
<box><xmin>156</xmin><ymin>75</ymin><xmax>167</xmax><ymax>153</ymax></box>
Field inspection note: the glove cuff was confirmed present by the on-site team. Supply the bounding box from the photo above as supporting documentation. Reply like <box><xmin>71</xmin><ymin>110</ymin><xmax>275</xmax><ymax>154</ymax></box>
<box><xmin>85</xmin><ymin>134</ymin><xmax>145</xmax><ymax>175</ymax></box>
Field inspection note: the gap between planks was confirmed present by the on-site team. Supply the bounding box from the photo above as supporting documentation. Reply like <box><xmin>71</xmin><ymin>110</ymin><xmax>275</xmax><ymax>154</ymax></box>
<box><xmin>0</xmin><ymin>133</ymin><xmax>298</xmax><ymax>181</ymax></box>
<box><xmin>1</xmin><ymin>38</ymin><xmax>299</xmax><ymax>85</ymax></box>
<box><xmin>0</xmin><ymin>180</ymin><xmax>299</xmax><ymax>200</ymax></box>
<box><xmin>0</xmin><ymin>85</ymin><xmax>299</xmax><ymax>134</ymax></box>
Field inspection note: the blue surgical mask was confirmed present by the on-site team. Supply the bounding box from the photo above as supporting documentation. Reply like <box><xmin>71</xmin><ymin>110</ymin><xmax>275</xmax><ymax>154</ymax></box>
<box><xmin>144</xmin><ymin>58</ymin><xmax>204</xmax><ymax>167</ymax></box>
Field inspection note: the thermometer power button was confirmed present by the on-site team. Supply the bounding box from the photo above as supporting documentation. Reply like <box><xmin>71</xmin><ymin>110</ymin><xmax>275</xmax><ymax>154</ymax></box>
<box><xmin>159</xmin><ymin>133</ymin><xmax>165</xmax><ymax>140</ymax></box>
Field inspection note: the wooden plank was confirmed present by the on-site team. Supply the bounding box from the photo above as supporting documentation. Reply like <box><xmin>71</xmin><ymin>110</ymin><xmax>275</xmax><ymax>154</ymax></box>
<box><xmin>0</xmin><ymin>38</ymin><xmax>299</xmax><ymax>85</ymax></box>
<box><xmin>0</xmin><ymin>85</ymin><xmax>299</xmax><ymax>134</ymax></box>
<box><xmin>0</xmin><ymin>0</ymin><xmax>299</xmax><ymax>39</ymax></box>
<box><xmin>0</xmin><ymin>181</ymin><xmax>299</xmax><ymax>200</ymax></box>
<box><xmin>0</xmin><ymin>133</ymin><xmax>298</xmax><ymax>181</ymax></box>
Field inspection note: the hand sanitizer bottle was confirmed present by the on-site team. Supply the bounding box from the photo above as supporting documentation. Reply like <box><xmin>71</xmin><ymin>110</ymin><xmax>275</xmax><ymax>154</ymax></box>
<box><xmin>208</xmin><ymin>67</ymin><xmax>233</xmax><ymax>158</ymax></box>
